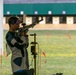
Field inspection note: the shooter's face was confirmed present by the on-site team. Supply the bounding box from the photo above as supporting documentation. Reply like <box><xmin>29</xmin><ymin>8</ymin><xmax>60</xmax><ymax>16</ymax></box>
<box><xmin>13</xmin><ymin>19</ymin><xmax>21</xmax><ymax>30</ymax></box>
<box><xmin>11</xmin><ymin>23</ymin><xmax>20</xmax><ymax>31</ymax></box>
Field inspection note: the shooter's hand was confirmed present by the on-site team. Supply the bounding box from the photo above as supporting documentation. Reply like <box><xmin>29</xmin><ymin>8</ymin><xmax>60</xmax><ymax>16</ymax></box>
<box><xmin>20</xmin><ymin>31</ymin><xmax>28</xmax><ymax>37</ymax></box>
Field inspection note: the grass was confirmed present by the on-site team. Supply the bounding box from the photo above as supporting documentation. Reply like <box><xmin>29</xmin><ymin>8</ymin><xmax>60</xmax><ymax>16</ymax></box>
<box><xmin>1</xmin><ymin>30</ymin><xmax>76</xmax><ymax>75</ymax></box>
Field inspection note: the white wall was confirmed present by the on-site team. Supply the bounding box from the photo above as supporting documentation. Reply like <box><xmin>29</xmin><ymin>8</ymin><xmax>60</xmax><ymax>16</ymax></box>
<box><xmin>67</xmin><ymin>17</ymin><xmax>73</xmax><ymax>24</ymax></box>
<box><xmin>53</xmin><ymin>17</ymin><xmax>59</xmax><ymax>24</ymax></box>
<box><xmin>26</xmin><ymin>17</ymin><xmax>32</xmax><ymax>25</ymax></box>
<box><xmin>39</xmin><ymin>17</ymin><xmax>45</xmax><ymax>24</ymax></box>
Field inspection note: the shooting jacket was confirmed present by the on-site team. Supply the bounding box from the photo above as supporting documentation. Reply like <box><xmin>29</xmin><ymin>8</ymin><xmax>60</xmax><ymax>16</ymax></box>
<box><xmin>6</xmin><ymin>31</ymin><xmax>29</xmax><ymax>73</ymax></box>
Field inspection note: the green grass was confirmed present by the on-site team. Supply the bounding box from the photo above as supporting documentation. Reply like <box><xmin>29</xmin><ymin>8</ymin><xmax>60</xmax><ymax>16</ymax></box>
<box><xmin>1</xmin><ymin>30</ymin><xmax>76</xmax><ymax>75</ymax></box>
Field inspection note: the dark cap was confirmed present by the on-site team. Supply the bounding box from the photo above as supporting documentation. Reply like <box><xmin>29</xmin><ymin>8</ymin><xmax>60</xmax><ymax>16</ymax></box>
<box><xmin>8</xmin><ymin>16</ymin><xmax>21</xmax><ymax>25</ymax></box>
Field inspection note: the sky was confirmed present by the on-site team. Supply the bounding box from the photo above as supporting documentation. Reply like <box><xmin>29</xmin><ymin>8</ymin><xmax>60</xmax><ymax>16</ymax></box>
<box><xmin>4</xmin><ymin>0</ymin><xmax>76</xmax><ymax>4</ymax></box>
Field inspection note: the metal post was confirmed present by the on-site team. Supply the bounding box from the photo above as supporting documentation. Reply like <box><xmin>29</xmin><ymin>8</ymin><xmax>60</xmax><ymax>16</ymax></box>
<box><xmin>30</xmin><ymin>33</ymin><xmax>37</xmax><ymax>75</ymax></box>
<box><xmin>0</xmin><ymin>0</ymin><xmax>3</xmax><ymax>55</ymax></box>
<box><xmin>34</xmin><ymin>33</ymin><xmax>36</xmax><ymax>75</ymax></box>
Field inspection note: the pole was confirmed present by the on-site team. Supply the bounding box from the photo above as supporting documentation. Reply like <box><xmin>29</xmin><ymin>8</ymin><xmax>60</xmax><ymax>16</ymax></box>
<box><xmin>34</xmin><ymin>33</ymin><xmax>36</xmax><ymax>75</ymax></box>
<box><xmin>0</xmin><ymin>0</ymin><xmax>3</xmax><ymax>55</ymax></box>
<box><xmin>30</xmin><ymin>33</ymin><xmax>37</xmax><ymax>75</ymax></box>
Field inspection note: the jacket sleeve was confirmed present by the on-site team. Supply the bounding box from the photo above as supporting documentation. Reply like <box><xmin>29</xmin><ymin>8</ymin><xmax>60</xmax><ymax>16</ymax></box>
<box><xmin>6</xmin><ymin>33</ymin><xmax>24</xmax><ymax>50</ymax></box>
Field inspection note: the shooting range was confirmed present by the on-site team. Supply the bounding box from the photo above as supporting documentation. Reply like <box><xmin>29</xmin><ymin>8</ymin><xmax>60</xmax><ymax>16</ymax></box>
<box><xmin>1</xmin><ymin>0</ymin><xmax>76</xmax><ymax>75</ymax></box>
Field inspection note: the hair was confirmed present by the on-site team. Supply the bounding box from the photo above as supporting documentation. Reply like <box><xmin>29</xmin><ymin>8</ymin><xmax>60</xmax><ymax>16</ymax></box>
<box><xmin>8</xmin><ymin>16</ymin><xmax>19</xmax><ymax>26</ymax></box>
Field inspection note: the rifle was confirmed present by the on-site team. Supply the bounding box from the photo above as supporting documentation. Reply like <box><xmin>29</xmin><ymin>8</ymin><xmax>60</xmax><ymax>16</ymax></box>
<box><xmin>16</xmin><ymin>17</ymin><xmax>43</xmax><ymax>36</ymax></box>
